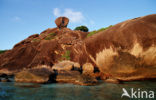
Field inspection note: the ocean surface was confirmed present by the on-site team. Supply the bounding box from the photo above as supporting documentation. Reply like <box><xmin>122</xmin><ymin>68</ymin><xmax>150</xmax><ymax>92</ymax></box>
<box><xmin>0</xmin><ymin>80</ymin><xmax>156</xmax><ymax>100</ymax></box>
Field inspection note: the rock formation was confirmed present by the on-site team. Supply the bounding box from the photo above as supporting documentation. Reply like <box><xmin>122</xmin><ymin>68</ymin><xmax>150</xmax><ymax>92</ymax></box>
<box><xmin>0</xmin><ymin>14</ymin><xmax>156</xmax><ymax>85</ymax></box>
<box><xmin>15</xmin><ymin>67</ymin><xmax>55</xmax><ymax>83</ymax></box>
<box><xmin>82</xmin><ymin>63</ymin><xmax>94</xmax><ymax>75</ymax></box>
<box><xmin>51</xmin><ymin>61</ymin><xmax>97</xmax><ymax>85</ymax></box>
<box><xmin>55</xmin><ymin>17</ymin><xmax>69</xmax><ymax>29</ymax></box>
<box><xmin>71</xmin><ymin>14</ymin><xmax>156</xmax><ymax>81</ymax></box>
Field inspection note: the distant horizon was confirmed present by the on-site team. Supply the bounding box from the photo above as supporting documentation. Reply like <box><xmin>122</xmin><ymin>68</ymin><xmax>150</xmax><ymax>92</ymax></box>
<box><xmin>0</xmin><ymin>0</ymin><xmax>156</xmax><ymax>50</ymax></box>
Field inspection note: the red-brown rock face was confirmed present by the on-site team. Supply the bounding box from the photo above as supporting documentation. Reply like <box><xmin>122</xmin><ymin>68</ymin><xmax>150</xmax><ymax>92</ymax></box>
<box><xmin>55</xmin><ymin>17</ymin><xmax>69</xmax><ymax>29</ymax></box>
<box><xmin>71</xmin><ymin>14</ymin><xmax>156</xmax><ymax>81</ymax></box>
<box><xmin>0</xmin><ymin>14</ymin><xmax>156</xmax><ymax>83</ymax></box>
<box><xmin>0</xmin><ymin>27</ymin><xmax>88</xmax><ymax>73</ymax></box>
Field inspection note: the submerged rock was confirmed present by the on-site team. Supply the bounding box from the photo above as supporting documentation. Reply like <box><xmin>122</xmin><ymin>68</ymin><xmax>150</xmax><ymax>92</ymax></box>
<box><xmin>104</xmin><ymin>78</ymin><xmax>120</xmax><ymax>84</ymax></box>
<box><xmin>1</xmin><ymin>78</ymin><xmax>11</xmax><ymax>82</ymax></box>
<box><xmin>14</xmin><ymin>83</ymin><xmax>41</xmax><ymax>88</ymax></box>
<box><xmin>0</xmin><ymin>73</ymin><xmax>13</xmax><ymax>82</ymax></box>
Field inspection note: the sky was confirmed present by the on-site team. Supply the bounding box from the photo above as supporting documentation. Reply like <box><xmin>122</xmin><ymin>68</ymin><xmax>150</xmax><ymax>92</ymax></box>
<box><xmin>0</xmin><ymin>0</ymin><xmax>156</xmax><ymax>50</ymax></box>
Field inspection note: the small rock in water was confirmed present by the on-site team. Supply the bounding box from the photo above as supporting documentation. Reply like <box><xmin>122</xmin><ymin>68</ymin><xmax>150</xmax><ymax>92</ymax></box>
<box><xmin>14</xmin><ymin>83</ymin><xmax>41</xmax><ymax>88</ymax></box>
<box><xmin>1</xmin><ymin>78</ymin><xmax>11</xmax><ymax>82</ymax></box>
<box><xmin>104</xmin><ymin>78</ymin><xmax>120</xmax><ymax>84</ymax></box>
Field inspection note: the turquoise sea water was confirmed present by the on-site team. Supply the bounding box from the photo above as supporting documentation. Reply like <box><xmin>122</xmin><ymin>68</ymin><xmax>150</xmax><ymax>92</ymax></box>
<box><xmin>0</xmin><ymin>80</ymin><xmax>156</xmax><ymax>100</ymax></box>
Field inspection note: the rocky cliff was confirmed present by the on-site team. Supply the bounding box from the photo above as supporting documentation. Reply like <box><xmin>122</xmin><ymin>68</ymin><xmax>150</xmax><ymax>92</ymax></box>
<box><xmin>71</xmin><ymin>14</ymin><xmax>156</xmax><ymax>81</ymax></box>
<box><xmin>0</xmin><ymin>14</ymin><xmax>156</xmax><ymax>85</ymax></box>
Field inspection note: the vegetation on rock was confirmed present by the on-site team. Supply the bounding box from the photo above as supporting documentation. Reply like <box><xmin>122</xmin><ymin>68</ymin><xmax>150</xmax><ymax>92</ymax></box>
<box><xmin>44</xmin><ymin>33</ymin><xmax>56</xmax><ymax>40</ymax></box>
<box><xmin>1</xmin><ymin>15</ymin><xmax>156</xmax><ymax>85</ymax></box>
<box><xmin>87</xmin><ymin>25</ymin><xmax>112</xmax><ymax>37</ymax></box>
<box><xmin>32</xmin><ymin>38</ymin><xmax>41</xmax><ymax>42</ymax></box>
<box><xmin>0</xmin><ymin>50</ymin><xmax>7</xmax><ymax>54</ymax></box>
<box><xmin>74</xmin><ymin>26</ymin><xmax>89</xmax><ymax>32</ymax></box>
<box><xmin>62</xmin><ymin>50</ymin><xmax>71</xmax><ymax>60</ymax></box>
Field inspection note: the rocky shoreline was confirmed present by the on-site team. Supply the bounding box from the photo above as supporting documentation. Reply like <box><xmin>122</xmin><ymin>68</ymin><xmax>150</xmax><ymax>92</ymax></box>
<box><xmin>0</xmin><ymin>61</ymin><xmax>121</xmax><ymax>85</ymax></box>
<box><xmin>0</xmin><ymin>15</ymin><xmax>156</xmax><ymax>85</ymax></box>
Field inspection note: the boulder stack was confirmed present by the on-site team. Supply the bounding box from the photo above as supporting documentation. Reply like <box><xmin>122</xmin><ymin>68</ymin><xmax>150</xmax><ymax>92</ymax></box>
<box><xmin>55</xmin><ymin>17</ymin><xmax>69</xmax><ymax>29</ymax></box>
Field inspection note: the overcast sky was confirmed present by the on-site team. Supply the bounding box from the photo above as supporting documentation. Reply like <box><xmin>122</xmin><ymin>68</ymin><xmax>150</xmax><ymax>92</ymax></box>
<box><xmin>0</xmin><ymin>0</ymin><xmax>156</xmax><ymax>49</ymax></box>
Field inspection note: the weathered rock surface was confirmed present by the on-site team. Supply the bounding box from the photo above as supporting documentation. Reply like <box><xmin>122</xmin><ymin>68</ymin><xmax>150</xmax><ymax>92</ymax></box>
<box><xmin>55</xmin><ymin>17</ymin><xmax>69</xmax><ymax>29</ymax></box>
<box><xmin>82</xmin><ymin>63</ymin><xmax>94</xmax><ymax>75</ymax></box>
<box><xmin>52</xmin><ymin>61</ymin><xmax>97</xmax><ymax>85</ymax></box>
<box><xmin>0</xmin><ymin>14</ymin><xmax>156</xmax><ymax>85</ymax></box>
<box><xmin>15</xmin><ymin>67</ymin><xmax>55</xmax><ymax>83</ymax></box>
<box><xmin>14</xmin><ymin>62</ymin><xmax>97</xmax><ymax>85</ymax></box>
<box><xmin>52</xmin><ymin>61</ymin><xmax>81</xmax><ymax>71</ymax></box>
<box><xmin>55</xmin><ymin>70</ymin><xmax>97</xmax><ymax>85</ymax></box>
<box><xmin>71</xmin><ymin>14</ymin><xmax>156</xmax><ymax>81</ymax></box>
<box><xmin>53</xmin><ymin>61</ymin><xmax>74</xmax><ymax>71</ymax></box>
<box><xmin>0</xmin><ymin>27</ymin><xmax>87</xmax><ymax>73</ymax></box>
<box><xmin>104</xmin><ymin>78</ymin><xmax>120</xmax><ymax>84</ymax></box>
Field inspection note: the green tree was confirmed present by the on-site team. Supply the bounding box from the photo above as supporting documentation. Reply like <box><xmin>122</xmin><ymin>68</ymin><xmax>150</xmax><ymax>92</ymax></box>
<box><xmin>74</xmin><ymin>26</ymin><xmax>89</xmax><ymax>32</ymax></box>
<box><xmin>0</xmin><ymin>50</ymin><xmax>7</xmax><ymax>54</ymax></box>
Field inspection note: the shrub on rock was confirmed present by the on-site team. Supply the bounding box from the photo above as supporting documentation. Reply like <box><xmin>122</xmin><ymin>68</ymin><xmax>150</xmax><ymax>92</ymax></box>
<box><xmin>74</xmin><ymin>26</ymin><xmax>89</xmax><ymax>32</ymax></box>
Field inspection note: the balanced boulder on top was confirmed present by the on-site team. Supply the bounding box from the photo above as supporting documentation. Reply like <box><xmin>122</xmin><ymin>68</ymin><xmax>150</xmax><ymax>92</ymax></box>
<box><xmin>55</xmin><ymin>17</ymin><xmax>69</xmax><ymax>29</ymax></box>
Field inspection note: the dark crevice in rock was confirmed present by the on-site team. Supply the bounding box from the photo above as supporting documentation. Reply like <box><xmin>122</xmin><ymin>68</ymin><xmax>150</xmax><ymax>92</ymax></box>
<box><xmin>94</xmin><ymin>67</ymin><xmax>100</xmax><ymax>73</ymax></box>
<box><xmin>47</xmin><ymin>72</ymin><xmax>57</xmax><ymax>83</ymax></box>
<box><xmin>0</xmin><ymin>74</ymin><xmax>14</xmax><ymax>82</ymax></box>
<box><xmin>71</xmin><ymin>66</ymin><xmax>82</xmax><ymax>73</ymax></box>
